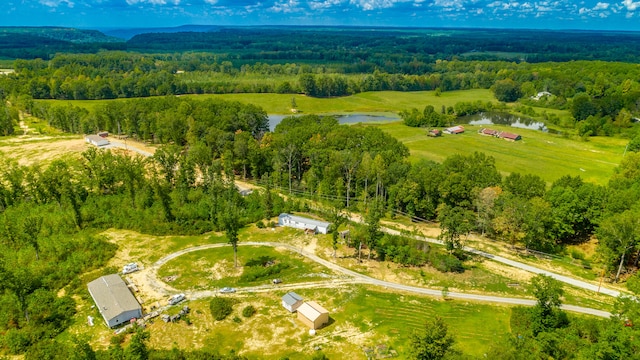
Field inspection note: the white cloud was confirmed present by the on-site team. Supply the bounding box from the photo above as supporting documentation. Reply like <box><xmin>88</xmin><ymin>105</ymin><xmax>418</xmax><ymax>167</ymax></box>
<box><xmin>270</xmin><ymin>0</ymin><xmax>301</xmax><ymax>13</ymax></box>
<box><xmin>126</xmin><ymin>0</ymin><xmax>180</xmax><ymax>5</ymax></box>
<box><xmin>433</xmin><ymin>0</ymin><xmax>465</xmax><ymax>8</ymax></box>
<box><xmin>623</xmin><ymin>0</ymin><xmax>640</xmax><ymax>10</ymax></box>
<box><xmin>594</xmin><ymin>2</ymin><xmax>609</xmax><ymax>9</ymax></box>
<box><xmin>39</xmin><ymin>0</ymin><xmax>74</xmax><ymax>7</ymax></box>
<box><xmin>204</xmin><ymin>0</ymin><xmax>218</xmax><ymax>4</ymax></box>
<box><xmin>309</xmin><ymin>0</ymin><xmax>343</xmax><ymax>10</ymax></box>
<box><xmin>350</xmin><ymin>0</ymin><xmax>398</xmax><ymax>11</ymax></box>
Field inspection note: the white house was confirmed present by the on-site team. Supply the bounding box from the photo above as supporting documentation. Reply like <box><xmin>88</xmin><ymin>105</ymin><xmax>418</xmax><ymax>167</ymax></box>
<box><xmin>281</xmin><ymin>292</ymin><xmax>303</xmax><ymax>312</ymax></box>
<box><xmin>87</xmin><ymin>274</ymin><xmax>142</xmax><ymax>328</ymax></box>
<box><xmin>85</xmin><ymin>135</ymin><xmax>110</xmax><ymax>147</ymax></box>
<box><xmin>278</xmin><ymin>213</ymin><xmax>331</xmax><ymax>234</ymax></box>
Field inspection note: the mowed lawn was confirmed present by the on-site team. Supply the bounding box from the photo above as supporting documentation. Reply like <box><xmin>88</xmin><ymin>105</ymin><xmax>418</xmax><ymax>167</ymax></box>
<box><xmin>377</xmin><ymin>122</ymin><xmax>627</xmax><ymax>185</ymax></box>
<box><xmin>44</xmin><ymin>89</ymin><xmax>494</xmax><ymax>115</ymax></box>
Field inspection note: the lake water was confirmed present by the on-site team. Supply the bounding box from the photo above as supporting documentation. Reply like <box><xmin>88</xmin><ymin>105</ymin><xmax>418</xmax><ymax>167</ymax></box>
<box><xmin>268</xmin><ymin>114</ymin><xmax>399</xmax><ymax>131</ymax></box>
<box><xmin>457</xmin><ymin>112</ymin><xmax>549</xmax><ymax>132</ymax></box>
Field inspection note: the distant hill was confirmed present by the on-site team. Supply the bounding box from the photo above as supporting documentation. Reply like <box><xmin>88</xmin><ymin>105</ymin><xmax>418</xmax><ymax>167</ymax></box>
<box><xmin>0</xmin><ymin>27</ymin><xmax>124</xmax><ymax>60</ymax></box>
<box><xmin>0</xmin><ymin>27</ymin><xmax>121</xmax><ymax>43</ymax></box>
<box><xmin>101</xmin><ymin>25</ymin><xmax>221</xmax><ymax>40</ymax></box>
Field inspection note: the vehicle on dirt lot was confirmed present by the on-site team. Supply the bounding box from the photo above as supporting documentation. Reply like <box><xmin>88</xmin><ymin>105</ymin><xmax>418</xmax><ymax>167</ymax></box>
<box><xmin>168</xmin><ymin>293</ymin><xmax>185</xmax><ymax>305</ymax></box>
<box><xmin>219</xmin><ymin>287</ymin><xmax>236</xmax><ymax>294</ymax></box>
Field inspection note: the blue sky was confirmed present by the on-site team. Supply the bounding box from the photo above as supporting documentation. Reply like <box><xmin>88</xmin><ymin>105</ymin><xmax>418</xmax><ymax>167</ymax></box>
<box><xmin>3</xmin><ymin>0</ymin><xmax>640</xmax><ymax>31</ymax></box>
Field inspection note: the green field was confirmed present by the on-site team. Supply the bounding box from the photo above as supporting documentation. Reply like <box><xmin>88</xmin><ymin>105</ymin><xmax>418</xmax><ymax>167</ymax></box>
<box><xmin>157</xmin><ymin>245</ymin><xmax>334</xmax><ymax>290</ymax></box>
<box><xmin>45</xmin><ymin>89</ymin><xmax>495</xmax><ymax>115</ymax></box>
<box><xmin>375</xmin><ymin>122</ymin><xmax>627</xmax><ymax>185</ymax></box>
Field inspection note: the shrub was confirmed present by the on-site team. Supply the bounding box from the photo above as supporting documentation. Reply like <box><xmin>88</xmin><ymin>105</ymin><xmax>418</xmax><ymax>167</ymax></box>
<box><xmin>239</xmin><ymin>263</ymin><xmax>290</xmax><ymax>282</ymax></box>
<box><xmin>242</xmin><ymin>305</ymin><xmax>256</xmax><ymax>318</ymax></box>
<box><xmin>256</xmin><ymin>220</ymin><xmax>266</xmax><ymax>229</ymax></box>
<box><xmin>570</xmin><ymin>249</ymin><xmax>585</xmax><ymax>260</ymax></box>
<box><xmin>429</xmin><ymin>253</ymin><xmax>464</xmax><ymax>273</ymax></box>
<box><xmin>210</xmin><ymin>297</ymin><xmax>234</xmax><ymax>321</ymax></box>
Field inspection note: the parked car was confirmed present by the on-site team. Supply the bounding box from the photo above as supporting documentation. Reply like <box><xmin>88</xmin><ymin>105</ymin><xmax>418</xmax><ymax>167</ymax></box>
<box><xmin>122</xmin><ymin>262</ymin><xmax>139</xmax><ymax>275</ymax></box>
<box><xmin>168</xmin><ymin>293</ymin><xmax>185</xmax><ymax>305</ymax></box>
<box><xmin>219</xmin><ymin>287</ymin><xmax>236</xmax><ymax>294</ymax></box>
<box><xmin>272</xmin><ymin>278</ymin><xmax>283</xmax><ymax>284</ymax></box>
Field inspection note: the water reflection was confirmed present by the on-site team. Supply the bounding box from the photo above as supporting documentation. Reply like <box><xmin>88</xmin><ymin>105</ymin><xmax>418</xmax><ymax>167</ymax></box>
<box><xmin>457</xmin><ymin>112</ymin><xmax>548</xmax><ymax>132</ymax></box>
<box><xmin>268</xmin><ymin>114</ymin><xmax>399</xmax><ymax>131</ymax></box>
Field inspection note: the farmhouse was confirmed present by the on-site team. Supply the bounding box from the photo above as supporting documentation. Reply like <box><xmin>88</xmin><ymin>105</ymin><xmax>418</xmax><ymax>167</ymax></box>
<box><xmin>278</xmin><ymin>213</ymin><xmax>331</xmax><ymax>234</ymax></box>
<box><xmin>87</xmin><ymin>274</ymin><xmax>142</xmax><ymax>328</ymax></box>
<box><xmin>282</xmin><ymin>292</ymin><xmax>304</xmax><ymax>312</ymax></box>
<box><xmin>85</xmin><ymin>135</ymin><xmax>110</xmax><ymax>147</ymax></box>
<box><xmin>297</xmin><ymin>301</ymin><xmax>329</xmax><ymax>330</ymax></box>
<box><xmin>444</xmin><ymin>125</ymin><xmax>465</xmax><ymax>134</ymax></box>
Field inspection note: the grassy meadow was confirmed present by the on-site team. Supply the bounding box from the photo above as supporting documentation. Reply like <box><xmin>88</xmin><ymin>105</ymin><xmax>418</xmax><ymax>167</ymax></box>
<box><xmin>374</xmin><ymin>122</ymin><xmax>627</xmax><ymax>185</ymax></box>
<box><xmin>45</xmin><ymin>89</ymin><xmax>495</xmax><ymax>115</ymax></box>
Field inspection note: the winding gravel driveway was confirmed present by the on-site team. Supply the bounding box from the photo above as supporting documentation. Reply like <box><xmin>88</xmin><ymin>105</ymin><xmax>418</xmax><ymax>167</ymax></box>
<box><xmin>148</xmin><ymin>241</ymin><xmax>611</xmax><ymax>318</ymax></box>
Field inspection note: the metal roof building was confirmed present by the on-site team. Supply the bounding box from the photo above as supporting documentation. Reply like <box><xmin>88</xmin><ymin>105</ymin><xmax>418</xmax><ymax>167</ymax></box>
<box><xmin>282</xmin><ymin>292</ymin><xmax>304</xmax><ymax>313</ymax></box>
<box><xmin>87</xmin><ymin>274</ymin><xmax>142</xmax><ymax>328</ymax></box>
<box><xmin>278</xmin><ymin>213</ymin><xmax>331</xmax><ymax>234</ymax></box>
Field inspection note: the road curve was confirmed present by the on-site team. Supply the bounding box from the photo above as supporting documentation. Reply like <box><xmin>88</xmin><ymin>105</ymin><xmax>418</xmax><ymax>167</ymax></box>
<box><xmin>377</xmin><ymin>225</ymin><xmax>621</xmax><ymax>298</ymax></box>
<box><xmin>149</xmin><ymin>241</ymin><xmax>611</xmax><ymax>318</ymax></box>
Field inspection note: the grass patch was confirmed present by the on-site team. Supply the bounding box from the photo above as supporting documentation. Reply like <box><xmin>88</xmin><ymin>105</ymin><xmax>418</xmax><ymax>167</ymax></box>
<box><xmin>157</xmin><ymin>245</ymin><xmax>333</xmax><ymax>290</ymax></box>
<box><xmin>376</xmin><ymin>121</ymin><xmax>626</xmax><ymax>185</ymax></box>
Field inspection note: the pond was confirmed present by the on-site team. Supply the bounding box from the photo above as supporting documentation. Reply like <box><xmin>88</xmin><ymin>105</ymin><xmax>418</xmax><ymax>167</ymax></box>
<box><xmin>456</xmin><ymin>112</ymin><xmax>549</xmax><ymax>132</ymax></box>
<box><xmin>268</xmin><ymin>113</ymin><xmax>399</xmax><ymax>131</ymax></box>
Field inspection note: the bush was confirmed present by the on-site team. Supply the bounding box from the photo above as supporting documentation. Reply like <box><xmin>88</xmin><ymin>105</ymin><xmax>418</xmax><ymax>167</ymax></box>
<box><xmin>239</xmin><ymin>263</ymin><xmax>290</xmax><ymax>282</ymax></box>
<box><xmin>256</xmin><ymin>220</ymin><xmax>266</xmax><ymax>229</ymax></box>
<box><xmin>429</xmin><ymin>253</ymin><xmax>464</xmax><ymax>273</ymax></box>
<box><xmin>242</xmin><ymin>305</ymin><xmax>256</xmax><ymax>318</ymax></box>
<box><xmin>209</xmin><ymin>297</ymin><xmax>234</xmax><ymax>321</ymax></box>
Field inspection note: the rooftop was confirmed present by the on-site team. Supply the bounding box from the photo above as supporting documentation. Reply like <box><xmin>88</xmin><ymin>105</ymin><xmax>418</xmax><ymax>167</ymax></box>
<box><xmin>87</xmin><ymin>274</ymin><xmax>141</xmax><ymax>321</ymax></box>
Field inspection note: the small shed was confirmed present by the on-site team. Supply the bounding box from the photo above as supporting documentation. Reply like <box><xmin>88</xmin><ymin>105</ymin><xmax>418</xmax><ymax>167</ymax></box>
<box><xmin>278</xmin><ymin>213</ymin><xmax>331</xmax><ymax>234</ymax></box>
<box><xmin>87</xmin><ymin>274</ymin><xmax>142</xmax><ymax>328</ymax></box>
<box><xmin>479</xmin><ymin>128</ymin><xmax>499</xmax><ymax>136</ymax></box>
<box><xmin>444</xmin><ymin>125</ymin><xmax>465</xmax><ymax>134</ymax></box>
<box><xmin>282</xmin><ymin>292</ymin><xmax>304</xmax><ymax>313</ymax></box>
<box><xmin>427</xmin><ymin>129</ymin><xmax>441</xmax><ymax>137</ymax></box>
<box><xmin>86</xmin><ymin>135</ymin><xmax>110</xmax><ymax>147</ymax></box>
<box><xmin>297</xmin><ymin>301</ymin><xmax>329</xmax><ymax>330</ymax></box>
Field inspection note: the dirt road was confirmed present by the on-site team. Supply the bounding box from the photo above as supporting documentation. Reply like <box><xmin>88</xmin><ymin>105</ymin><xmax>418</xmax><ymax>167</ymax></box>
<box><xmin>145</xmin><ymin>242</ymin><xmax>611</xmax><ymax>318</ymax></box>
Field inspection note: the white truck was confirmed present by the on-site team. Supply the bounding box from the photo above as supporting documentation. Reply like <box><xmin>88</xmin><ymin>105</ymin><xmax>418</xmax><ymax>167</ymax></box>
<box><xmin>122</xmin><ymin>262</ymin><xmax>139</xmax><ymax>275</ymax></box>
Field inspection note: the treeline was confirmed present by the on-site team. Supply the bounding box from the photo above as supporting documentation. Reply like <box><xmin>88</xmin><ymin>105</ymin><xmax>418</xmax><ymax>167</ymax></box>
<box><xmin>125</xmin><ymin>28</ymin><xmax>640</xmax><ymax>64</ymax></box>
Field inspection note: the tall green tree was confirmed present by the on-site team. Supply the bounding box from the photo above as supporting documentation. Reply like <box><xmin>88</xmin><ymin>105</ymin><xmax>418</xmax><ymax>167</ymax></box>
<box><xmin>597</xmin><ymin>210</ymin><xmax>640</xmax><ymax>282</ymax></box>
<box><xmin>220</xmin><ymin>198</ymin><xmax>242</xmax><ymax>267</ymax></box>
<box><xmin>409</xmin><ymin>316</ymin><xmax>455</xmax><ymax>360</ymax></box>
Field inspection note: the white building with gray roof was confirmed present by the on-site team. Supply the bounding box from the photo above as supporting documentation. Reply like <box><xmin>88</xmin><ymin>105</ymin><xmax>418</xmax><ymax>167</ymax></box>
<box><xmin>282</xmin><ymin>292</ymin><xmax>304</xmax><ymax>312</ymax></box>
<box><xmin>87</xmin><ymin>274</ymin><xmax>142</xmax><ymax>328</ymax></box>
<box><xmin>278</xmin><ymin>213</ymin><xmax>331</xmax><ymax>234</ymax></box>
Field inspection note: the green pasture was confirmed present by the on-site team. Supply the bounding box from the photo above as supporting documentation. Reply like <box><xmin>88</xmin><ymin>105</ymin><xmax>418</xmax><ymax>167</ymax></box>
<box><xmin>158</xmin><ymin>285</ymin><xmax>512</xmax><ymax>359</ymax></box>
<box><xmin>375</xmin><ymin>122</ymin><xmax>627</xmax><ymax>185</ymax></box>
<box><xmin>157</xmin><ymin>245</ymin><xmax>335</xmax><ymax>290</ymax></box>
<box><xmin>45</xmin><ymin>89</ymin><xmax>495</xmax><ymax>115</ymax></box>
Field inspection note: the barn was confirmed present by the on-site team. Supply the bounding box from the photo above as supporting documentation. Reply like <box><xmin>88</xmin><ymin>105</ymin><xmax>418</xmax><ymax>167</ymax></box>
<box><xmin>281</xmin><ymin>292</ymin><xmax>304</xmax><ymax>313</ymax></box>
<box><xmin>278</xmin><ymin>213</ymin><xmax>331</xmax><ymax>234</ymax></box>
<box><xmin>87</xmin><ymin>274</ymin><xmax>142</xmax><ymax>328</ymax></box>
<box><xmin>297</xmin><ymin>301</ymin><xmax>329</xmax><ymax>330</ymax></box>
